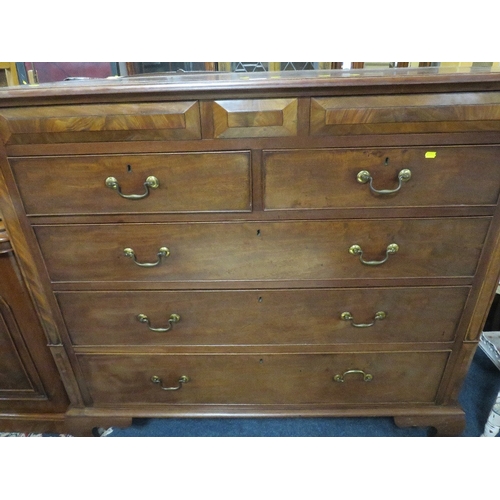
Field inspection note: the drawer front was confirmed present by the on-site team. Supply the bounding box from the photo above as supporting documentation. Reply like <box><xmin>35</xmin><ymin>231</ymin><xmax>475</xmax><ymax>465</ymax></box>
<box><xmin>264</xmin><ymin>147</ymin><xmax>500</xmax><ymax>210</ymax></box>
<box><xmin>0</xmin><ymin>102</ymin><xmax>201</xmax><ymax>144</ymax></box>
<box><xmin>310</xmin><ymin>92</ymin><xmax>500</xmax><ymax>136</ymax></box>
<box><xmin>35</xmin><ymin>218</ymin><xmax>490</xmax><ymax>283</ymax></box>
<box><xmin>78</xmin><ymin>351</ymin><xmax>450</xmax><ymax>405</ymax></box>
<box><xmin>212</xmin><ymin>99</ymin><xmax>298</xmax><ymax>138</ymax></box>
<box><xmin>11</xmin><ymin>152</ymin><xmax>251</xmax><ymax>215</ymax></box>
<box><xmin>57</xmin><ymin>287</ymin><xmax>469</xmax><ymax>346</ymax></box>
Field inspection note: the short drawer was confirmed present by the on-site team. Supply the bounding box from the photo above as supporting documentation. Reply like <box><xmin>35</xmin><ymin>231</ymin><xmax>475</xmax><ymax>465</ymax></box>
<box><xmin>212</xmin><ymin>99</ymin><xmax>298</xmax><ymax>138</ymax></box>
<box><xmin>77</xmin><ymin>351</ymin><xmax>450</xmax><ymax>405</ymax></box>
<box><xmin>264</xmin><ymin>146</ymin><xmax>500</xmax><ymax>210</ymax></box>
<box><xmin>11</xmin><ymin>152</ymin><xmax>251</xmax><ymax>215</ymax></box>
<box><xmin>0</xmin><ymin>101</ymin><xmax>201</xmax><ymax>144</ymax></box>
<box><xmin>310</xmin><ymin>92</ymin><xmax>500</xmax><ymax>136</ymax></box>
<box><xmin>57</xmin><ymin>287</ymin><xmax>470</xmax><ymax>346</ymax></box>
<box><xmin>35</xmin><ymin>218</ymin><xmax>490</xmax><ymax>283</ymax></box>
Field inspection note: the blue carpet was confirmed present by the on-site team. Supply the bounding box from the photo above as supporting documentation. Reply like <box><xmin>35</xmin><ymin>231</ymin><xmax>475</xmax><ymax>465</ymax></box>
<box><xmin>108</xmin><ymin>347</ymin><xmax>500</xmax><ymax>437</ymax></box>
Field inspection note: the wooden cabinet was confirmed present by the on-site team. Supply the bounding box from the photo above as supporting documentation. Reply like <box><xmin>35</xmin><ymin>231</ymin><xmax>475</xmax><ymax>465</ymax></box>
<box><xmin>1</xmin><ymin>67</ymin><xmax>500</xmax><ymax>436</ymax></box>
<box><xmin>0</xmin><ymin>220</ymin><xmax>68</xmax><ymax>433</ymax></box>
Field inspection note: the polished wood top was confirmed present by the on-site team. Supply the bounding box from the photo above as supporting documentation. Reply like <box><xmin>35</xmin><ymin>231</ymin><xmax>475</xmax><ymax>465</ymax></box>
<box><xmin>1</xmin><ymin>67</ymin><xmax>500</xmax><ymax>105</ymax></box>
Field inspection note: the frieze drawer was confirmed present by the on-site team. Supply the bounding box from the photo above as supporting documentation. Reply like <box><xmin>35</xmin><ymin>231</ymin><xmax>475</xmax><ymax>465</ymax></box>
<box><xmin>310</xmin><ymin>92</ymin><xmax>500</xmax><ymax>136</ymax></box>
<box><xmin>0</xmin><ymin>101</ymin><xmax>201</xmax><ymax>144</ymax></box>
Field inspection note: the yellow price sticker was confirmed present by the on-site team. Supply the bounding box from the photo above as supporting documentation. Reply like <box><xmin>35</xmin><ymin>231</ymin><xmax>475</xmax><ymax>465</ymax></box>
<box><xmin>425</xmin><ymin>151</ymin><xmax>437</xmax><ymax>159</ymax></box>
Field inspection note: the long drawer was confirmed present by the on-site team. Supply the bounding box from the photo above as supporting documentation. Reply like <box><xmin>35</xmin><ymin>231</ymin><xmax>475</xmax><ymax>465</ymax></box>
<box><xmin>77</xmin><ymin>351</ymin><xmax>450</xmax><ymax>405</ymax></box>
<box><xmin>57</xmin><ymin>287</ymin><xmax>470</xmax><ymax>346</ymax></box>
<box><xmin>264</xmin><ymin>146</ymin><xmax>500</xmax><ymax>210</ymax></box>
<box><xmin>35</xmin><ymin>218</ymin><xmax>490</xmax><ymax>283</ymax></box>
<box><xmin>11</xmin><ymin>152</ymin><xmax>251</xmax><ymax>215</ymax></box>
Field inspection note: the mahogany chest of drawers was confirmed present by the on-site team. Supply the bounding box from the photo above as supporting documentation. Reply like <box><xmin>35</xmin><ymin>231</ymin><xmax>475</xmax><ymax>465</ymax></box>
<box><xmin>1</xmin><ymin>68</ymin><xmax>500</xmax><ymax>436</ymax></box>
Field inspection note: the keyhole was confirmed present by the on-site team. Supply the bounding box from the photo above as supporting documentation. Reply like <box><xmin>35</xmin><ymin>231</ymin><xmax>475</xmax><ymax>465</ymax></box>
<box><xmin>258</xmin><ymin>296</ymin><xmax>263</xmax><ymax>303</ymax></box>
<box><xmin>384</xmin><ymin>157</ymin><xmax>389</xmax><ymax>166</ymax></box>
<box><xmin>257</xmin><ymin>229</ymin><xmax>261</xmax><ymax>236</ymax></box>
<box><xmin>127</xmin><ymin>164</ymin><xmax>132</xmax><ymax>173</ymax></box>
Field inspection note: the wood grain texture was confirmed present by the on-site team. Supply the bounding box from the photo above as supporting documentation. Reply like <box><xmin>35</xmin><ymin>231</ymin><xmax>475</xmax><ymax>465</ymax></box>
<box><xmin>56</xmin><ymin>287</ymin><xmax>469</xmax><ymax>346</ymax></box>
<box><xmin>0</xmin><ymin>249</ymin><xmax>69</xmax><ymax>413</ymax></box>
<box><xmin>263</xmin><ymin>146</ymin><xmax>500</xmax><ymax>210</ymax></box>
<box><xmin>34</xmin><ymin>218</ymin><xmax>490</xmax><ymax>283</ymax></box>
<box><xmin>394</xmin><ymin>411</ymin><xmax>466</xmax><ymax>436</ymax></box>
<box><xmin>462</xmin><ymin>204</ymin><xmax>500</xmax><ymax>341</ymax></box>
<box><xmin>0</xmin><ymin>147</ymin><xmax>81</xmax><ymax>410</ymax></box>
<box><xmin>0</xmin><ymin>414</ymin><xmax>67</xmax><ymax>435</ymax></box>
<box><xmin>212</xmin><ymin>99</ymin><xmax>298</xmax><ymax>138</ymax></box>
<box><xmin>11</xmin><ymin>152</ymin><xmax>251</xmax><ymax>215</ymax></box>
<box><xmin>0</xmin><ymin>293</ymin><xmax>41</xmax><ymax>394</ymax></box>
<box><xmin>0</xmin><ymin>150</ymin><xmax>64</xmax><ymax>346</ymax></box>
<box><xmin>2</xmin><ymin>69</ymin><xmax>500</xmax><ymax>434</ymax></box>
<box><xmin>77</xmin><ymin>351</ymin><xmax>450</xmax><ymax>405</ymax></box>
<box><xmin>311</xmin><ymin>92</ymin><xmax>500</xmax><ymax>135</ymax></box>
<box><xmin>0</xmin><ymin>102</ymin><xmax>201</xmax><ymax>144</ymax></box>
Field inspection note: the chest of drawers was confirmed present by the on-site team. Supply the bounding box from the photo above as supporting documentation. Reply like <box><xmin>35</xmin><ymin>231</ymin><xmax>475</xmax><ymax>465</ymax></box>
<box><xmin>1</xmin><ymin>68</ymin><xmax>500</xmax><ymax>436</ymax></box>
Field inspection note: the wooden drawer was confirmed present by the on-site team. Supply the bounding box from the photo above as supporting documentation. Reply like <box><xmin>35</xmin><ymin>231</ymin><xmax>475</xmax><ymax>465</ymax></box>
<box><xmin>57</xmin><ymin>287</ymin><xmax>470</xmax><ymax>346</ymax></box>
<box><xmin>264</xmin><ymin>147</ymin><xmax>500</xmax><ymax>210</ymax></box>
<box><xmin>77</xmin><ymin>351</ymin><xmax>450</xmax><ymax>405</ymax></box>
<box><xmin>0</xmin><ymin>101</ymin><xmax>201</xmax><ymax>144</ymax></box>
<box><xmin>212</xmin><ymin>99</ymin><xmax>298</xmax><ymax>138</ymax></box>
<box><xmin>310</xmin><ymin>92</ymin><xmax>500</xmax><ymax>136</ymax></box>
<box><xmin>35</xmin><ymin>218</ymin><xmax>490</xmax><ymax>283</ymax></box>
<box><xmin>10</xmin><ymin>152</ymin><xmax>251</xmax><ymax>215</ymax></box>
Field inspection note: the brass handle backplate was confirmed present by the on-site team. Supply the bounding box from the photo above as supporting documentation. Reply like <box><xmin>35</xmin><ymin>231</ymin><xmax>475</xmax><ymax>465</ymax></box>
<box><xmin>357</xmin><ymin>169</ymin><xmax>411</xmax><ymax>195</ymax></box>
<box><xmin>123</xmin><ymin>247</ymin><xmax>170</xmax><ymax>267</ymax></box>
<box><xmin>341</xmin><ymin>311</ymin><xmax>386</xmax><ymax>328</ymax></box>
<box><xmin>137</xmin><ymin>313</ymin><xmax>180</xmax><ymax>332</ymax></box>
<box><xmin>105</xmin><ymin>175</ymin><xmax>159</xmax><ymax>199</ymax></box>
<box><xmin>349</xmin><ymin>243</ymin><xmax>399</xmax><ymax>266</ymax></box>
<box><xmin>334</xmin><ymin>370</ymin><xmax>373</xmax><ymax>383</ymax></box>
<box><xmin>150</xmin><ymin>375</ymin><xmax>190</xmax><ymax>391</ymax></box>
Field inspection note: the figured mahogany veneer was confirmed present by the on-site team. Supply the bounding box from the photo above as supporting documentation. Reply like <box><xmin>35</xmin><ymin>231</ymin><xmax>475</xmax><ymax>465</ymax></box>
<box><xmin>0</xmin><ymin>102</ymin><xmax>201</xmax><ymax>144</ymax></box>
<box><xmin>212</xmin><ymin>99</ymin><xmax>298</xmax><ymax>138</ymax></box>
<box><xmin>310</xmin><ymin>93</ymin><xmax>500</xmax><ymax>135</ymax></box>
<box><xmin>1</xmin><ymin>68</ymin><xmax>500</xmax><ymax>436</ymax></box>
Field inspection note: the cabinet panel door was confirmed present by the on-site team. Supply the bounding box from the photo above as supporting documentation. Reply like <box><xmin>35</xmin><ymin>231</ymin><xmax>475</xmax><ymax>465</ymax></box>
<box><xmin>0</xmin><ymin>254</ymin><xmax>45</xmax><ymax>399</ymax></box>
